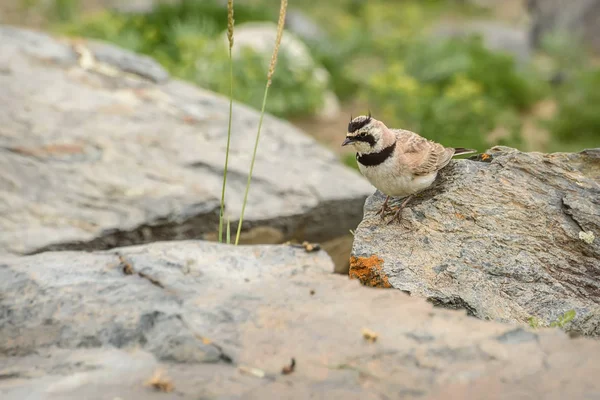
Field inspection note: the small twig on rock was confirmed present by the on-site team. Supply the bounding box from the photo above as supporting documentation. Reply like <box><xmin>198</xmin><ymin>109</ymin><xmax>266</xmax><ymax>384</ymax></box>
<box><xmin>116</xmin><ymin>253</ymin><xmax>164</xmax><ymax>289</ymax></box>
<box><xmin>138</xmin><ymin>271</ymin><xmax>165</xmax><ymax>289</ymax></box>
<box><xmin>281</xmin><ymin>358</ymin><xmax>296</xmax><ymax>375</ymax></box>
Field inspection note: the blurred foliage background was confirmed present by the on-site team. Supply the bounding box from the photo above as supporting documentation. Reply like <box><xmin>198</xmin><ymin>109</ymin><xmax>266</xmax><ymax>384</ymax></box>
<box><xmin>7</xmin><ymin>0</ymin><xmax>600</xmax><ymax>169</ymax></box>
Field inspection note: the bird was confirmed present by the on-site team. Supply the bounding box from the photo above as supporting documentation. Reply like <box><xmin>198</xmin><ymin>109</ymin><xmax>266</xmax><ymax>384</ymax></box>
<box><xmin>342</xmin><ymin>113</ymin><xmax>477</xmax><ymax>224</ymax></box>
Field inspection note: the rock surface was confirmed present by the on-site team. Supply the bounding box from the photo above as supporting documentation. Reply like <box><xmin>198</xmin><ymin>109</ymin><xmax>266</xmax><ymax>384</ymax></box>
<box><xmin>351</xmin><ymin>146</ymin><xmax>600</xmax><ymax>336</ymax></box>
<box><xmin>0</xmin><ymin>25</ymin><xmax>371</xmax><ymax>257</ymax></box>
<box><xmin>3</xmin><ymin>240</ymin><xmax>600</xmax><ymax>399</ymax></box>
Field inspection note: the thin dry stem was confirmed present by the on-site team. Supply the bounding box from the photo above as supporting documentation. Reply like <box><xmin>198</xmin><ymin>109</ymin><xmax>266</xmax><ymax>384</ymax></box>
<box><xmin>219</xmin><ymin>0</ymin><xmax>235</xmax><ymax>242</ymax></box>
<box><xmin>235</xmin><ymin>0</ymin><xmax>287</xmax><ymax>245</ymax></box>
<box><xmin>267</xmin><ymin>0</ymin><xmax>287</xmax><ymax>86</ymax></box>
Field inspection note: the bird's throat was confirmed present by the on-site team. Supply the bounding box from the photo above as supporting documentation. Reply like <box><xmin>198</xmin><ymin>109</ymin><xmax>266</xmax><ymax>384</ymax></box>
<box><xmin>356</xmin><ymin>142</ymin><xmax>396</xmax><ymax>167</ymax></box>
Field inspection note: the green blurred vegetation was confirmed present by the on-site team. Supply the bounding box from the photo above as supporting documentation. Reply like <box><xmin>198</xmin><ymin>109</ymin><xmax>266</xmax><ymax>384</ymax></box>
<box><xmin>549</xmin><ymin>69</ymin><xmax>600</xmax><ymax>151</ymax></box>
<box><xmin>39</xmin><ymin>0</ymin><xmax>599</xmax><ymax>155</ymax></box>
<box><xmin>363</xmin><ymin>36</ymin><xmax>536</xmax><ymax>151</ymax></box>
<box><xmin>55</xmin><ymin>1</ymin><xmax>328</xmax><ymax>117</ymax></box>
<box><xmin>537</xmin><ymin>33</ymin><xmax>600</xmax><ymax>152</ymax></box>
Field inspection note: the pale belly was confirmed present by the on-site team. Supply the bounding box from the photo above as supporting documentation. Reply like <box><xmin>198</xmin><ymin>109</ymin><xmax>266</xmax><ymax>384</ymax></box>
<box><xmin>358</xmin><ymin>161</ymin><xmax>437</xmax><ymax>197</ymax></box>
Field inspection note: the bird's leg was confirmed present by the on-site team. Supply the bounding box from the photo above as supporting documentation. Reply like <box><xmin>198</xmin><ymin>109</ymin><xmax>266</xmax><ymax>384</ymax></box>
<box><xmin>386</xmin><ymin>195</ymin><xmax>414</xmax><ymax>225</ymax></box>
<box><xmin>375</xmin><ymin>195</ymin><xmax>391</xmax><ymax>219</ymax></box>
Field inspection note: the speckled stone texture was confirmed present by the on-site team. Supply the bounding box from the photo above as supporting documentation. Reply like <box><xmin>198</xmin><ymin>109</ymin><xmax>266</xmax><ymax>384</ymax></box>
<box><xmin>2</xmin><ymin>240</ymin><xmax>600</xmax><ymax>399</ymax></box>
<box><xmin>351</xmin><ymin>146</ymin><xmax>600</xmax><ymax>336</ymax></box>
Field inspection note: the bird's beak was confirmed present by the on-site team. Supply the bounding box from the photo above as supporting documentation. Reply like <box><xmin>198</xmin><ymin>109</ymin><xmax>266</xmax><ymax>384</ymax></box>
<box><xmin>341</xmin><ymin>137</ymin><xmax>354</xmax><ymax>147</ymax></box>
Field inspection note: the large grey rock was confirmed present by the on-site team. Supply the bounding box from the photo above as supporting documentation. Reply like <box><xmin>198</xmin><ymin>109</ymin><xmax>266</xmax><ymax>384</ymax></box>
<box><xmin>0</xmin><ymin>25</ymin><xmax>370</xmax><ymax>256</ymax></box>
<box><xmin>351</xmin><ymin>146</ymin><xmax>600</xmax><ymax>336</ymax></box>
<box><xmin>2</xmin><ymin>240</ymin><xmax>600</xmax><ymax>399</ymax></box>
<box><xmin>528</xmin><ymin>0</ymin><xmax>600</xmax><ymax>54</ymax></box>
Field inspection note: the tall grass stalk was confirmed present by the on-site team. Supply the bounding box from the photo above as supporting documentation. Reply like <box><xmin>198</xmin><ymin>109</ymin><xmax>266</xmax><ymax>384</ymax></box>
<box><xmin>218</xmin><ymin>0</ymin><xmax>235</xmax><ymax>243</ymax></box>
<box><xmin>234</xmin><ymin>0</ymin><xmax>287</xmax><ymax>245</ymax></box>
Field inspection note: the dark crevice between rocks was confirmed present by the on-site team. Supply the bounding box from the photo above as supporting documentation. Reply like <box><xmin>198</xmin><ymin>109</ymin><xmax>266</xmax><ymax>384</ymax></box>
<box><xmin>25</xmin><ymin>208</ymin><xmax>222</xmax><ymax>255</ymax></box>
<box><xmin>0</xmin><ymin>372</ymin><xmax>21</xmax><ymax>380</ymax></box>
<box><xmin>23</xmin><ymin>199</ymin><xmax>364</xmax><ymax>277</ymax></box>
<box><xmin>228</xmin><ymin>197</ymin><xmax>365</xmax><ymax>247</ymax></box>
<box><xmin>427</xmin><ymin>296</ymin><xmax>478</xmax><ymax>317</ymax></box>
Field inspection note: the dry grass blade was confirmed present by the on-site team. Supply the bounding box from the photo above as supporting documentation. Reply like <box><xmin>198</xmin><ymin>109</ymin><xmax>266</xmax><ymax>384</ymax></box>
<box><xmin>218</xmin><ymin>0</ymin><xmax>236</xmax><ymax>243</ymax></box>
<box><xmin>235</xmin><ymin>0</ymin><xmax>287</xmax><ymax>245</ymax></box>
<box><xmin>227</xmin><ymin>0</ymin><xmax>235</xmax><ymax>48</ymax></box>
<box><xmin>267</xmin><ymin>0</ymin><xmax>287</xmax><ymax>86</ymax></box>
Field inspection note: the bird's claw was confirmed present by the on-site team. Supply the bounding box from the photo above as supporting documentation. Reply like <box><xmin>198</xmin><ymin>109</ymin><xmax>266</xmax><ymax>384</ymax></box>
<box><xmin>376</xmin><ymin>204</ymin><xmax>390</xmax><ymax>219</ymax></box>
<box><xmin>382</xmin><ymin>194</ymin><xmax>414</xmax><ymax>225</ymax></box>
<box><xmin>386</xmin><ymin>207</ymin><xmax>404</xmax><ymax>225</ymax></box>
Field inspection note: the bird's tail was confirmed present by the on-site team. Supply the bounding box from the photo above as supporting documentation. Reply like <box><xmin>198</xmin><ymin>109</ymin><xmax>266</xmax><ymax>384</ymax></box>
<box><xmin>453</xmin><ymin>147</ymin><xmax>478</xmax><ymax>156</ymax></box>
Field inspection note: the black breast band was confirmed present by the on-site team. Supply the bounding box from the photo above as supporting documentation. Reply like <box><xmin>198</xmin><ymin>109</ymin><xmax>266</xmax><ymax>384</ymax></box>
<box><xmin>357</xmin><ymin>142</ymin><xmax>396</xmax><ymax>167</ymax></box>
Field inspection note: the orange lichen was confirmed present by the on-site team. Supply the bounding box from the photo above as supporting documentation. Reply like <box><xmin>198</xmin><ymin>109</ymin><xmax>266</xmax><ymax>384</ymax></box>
<box><xmin>349</xmin><ymin>255</ymin><xmax>392</xmax><ymax>288</ymax></box>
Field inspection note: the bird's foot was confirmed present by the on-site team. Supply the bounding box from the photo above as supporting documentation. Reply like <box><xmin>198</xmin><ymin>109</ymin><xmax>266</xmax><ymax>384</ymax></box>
<box><xmin>375</xmin><ymin>195</ymin><xmax>391</xmax><ymax>220</ymax></box>
<box><xmin>386</xmin><ymin>207</ymin><xmax>404</xmax><ymax>225</ymax></box>
<box><xmin>384</xmin><ymin>195</ymin><xmax>414</xmax><ymax>225</ymax></box>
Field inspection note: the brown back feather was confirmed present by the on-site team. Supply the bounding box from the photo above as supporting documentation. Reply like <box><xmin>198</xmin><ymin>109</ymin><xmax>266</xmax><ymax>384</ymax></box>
<box><xmin>393</xmin><ymin>129</ymin><xmax>455</xmax><ymax>176</ymax></box>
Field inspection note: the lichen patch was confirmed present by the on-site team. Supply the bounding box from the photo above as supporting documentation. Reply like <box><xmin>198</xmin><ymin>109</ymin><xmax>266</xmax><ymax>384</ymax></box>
<box><xmin>349</xmin><ymin>255</ymin><xmax>392</xmax><ymax>288</ymax></box>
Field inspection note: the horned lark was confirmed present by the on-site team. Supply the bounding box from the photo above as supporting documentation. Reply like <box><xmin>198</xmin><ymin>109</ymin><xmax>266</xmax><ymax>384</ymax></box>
<box><xmin>342</xmin><ymin>114</ymin><xmax>477</xmax><ymax>224</ymax></box>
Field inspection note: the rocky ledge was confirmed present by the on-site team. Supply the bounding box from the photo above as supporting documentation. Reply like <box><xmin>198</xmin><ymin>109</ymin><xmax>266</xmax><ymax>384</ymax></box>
<box><xmin>2</xmin><ymin>240</ymin><xmax>600</xmax><ymax>399</ymax></box>
<box><xmin>0</xmin><ymin>26</ymin><xmax>372</xmax><ymax>269</ymax></box>
<box><xmin>351</xmin><ymin>146</ymin><xmax>600</xmax><ymax>336</ymax></box>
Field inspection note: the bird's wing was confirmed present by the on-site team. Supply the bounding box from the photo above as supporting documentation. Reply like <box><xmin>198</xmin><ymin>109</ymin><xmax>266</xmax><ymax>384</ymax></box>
<box><xmin>394</xmin><ymin>129</ymin><xmax>455</xmax><ymax>176</ymax></box>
